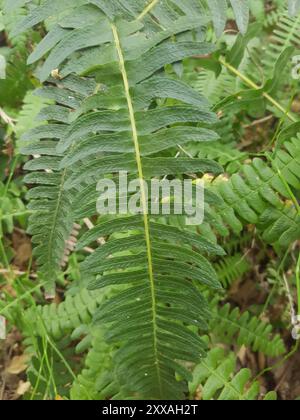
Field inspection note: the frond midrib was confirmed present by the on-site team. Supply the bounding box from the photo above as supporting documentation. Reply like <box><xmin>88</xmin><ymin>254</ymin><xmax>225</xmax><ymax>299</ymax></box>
<box><xmin>111</xmin><ymin>22</ymin><xmax>162</xmax><ymax>395</ymax></box>
<box><xmin>136</xmin><ymin>0</ymin><xmax>160</xmax><ymax>21</ymax></box>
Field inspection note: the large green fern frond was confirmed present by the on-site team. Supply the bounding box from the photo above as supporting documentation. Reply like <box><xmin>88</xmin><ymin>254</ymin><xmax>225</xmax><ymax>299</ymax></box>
<box><xmin>16</xmin><ymin>0</ymin><xmax>227</xmax><ymax>399</ymax></box>
<box><xmin>71</xmin><ymin>24</ymin><xmax>222</xmax><ymax>399</ymax></box>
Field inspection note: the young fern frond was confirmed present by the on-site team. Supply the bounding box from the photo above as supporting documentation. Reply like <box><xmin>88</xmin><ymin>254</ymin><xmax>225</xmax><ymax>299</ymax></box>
<box><xmin>72</xmin><ymin>25</ymin><xmax>222</xmax><ymax>399</ymax></box>
<box><xmin>210</xmin><ymin>303</ymin><xmax>286</xmax><ymax>357</ymax></box>
<box><xmin>70</xmin><ymin>329</ymin><xmax>120</xmax><ymax>401</ymax></box>
<box><xmin>14</xmin><ymin>91</ymin><xmax>50</xmax><ymax>141</ymax></box>
<box><xmin>202</xmin><ymin>135</ymin><xmax>300</xmax><ymax>247</ymax></box>
<box><xmin>22</xmin><ymin>288</ymin><xmax>107</xmax><ymax>341</ymax></box>
<box><xmin>0</xmin><ymin>0</ymin><xmax>29</xmax><ymax>47</ymax></box>
<box><xmin>16</xmin><ymin>1</ymin><xmax>226</xmax><ymax>399</ymax></box>
<box><xmin>263</xmin><ymin>2</ymin><xmax>286</xmax><ymax>28</ymax></box>
<box><xmin>215</xmin><ymin>254</ymin><xmax>251</xmax><ymax>288</ymax></box>
<box><xmin>189</xmin><ymin>347</ymin><xmax>277</xmax><ymax>400</ymax></box>
<box><xmin>263</xmin><ymin>12</ymin><xmax>300</xmax><ymax>78</ymax></box>
<box><xmin>192</xmin><ymin>68</ymin><xmax>236</xmax><ymax>105</ymax></box>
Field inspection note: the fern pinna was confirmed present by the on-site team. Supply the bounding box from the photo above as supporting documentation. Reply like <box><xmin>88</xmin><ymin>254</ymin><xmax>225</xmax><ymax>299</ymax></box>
<box><xmin>14</xmin><ymin>0</ymin><xmax>229</xmax><ymax>399</ymax></box>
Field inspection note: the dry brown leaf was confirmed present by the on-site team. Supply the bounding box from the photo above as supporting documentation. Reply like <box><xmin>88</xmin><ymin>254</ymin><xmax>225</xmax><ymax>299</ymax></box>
<box><xmin>237</xmin><ymin>345</ymin><xmax>247</xmax><ymax>365</ymax></box>
<box><xmin>16</xmin><ymin>381</ymin><xmax>31</xmax><ymax>396</ymax></box>
<box><xmin>258</xmin><ymin>352</ymin><xmax>266</xmax><ymax>371</ymax></box>
<box><xmin>6</xmin><ymin>354</ymin><xmax>30</xmax><ymax>375</ymax></box>
<box><xmin>13</xmin><ymin>242</ymin><xmax>32</xmax><ymax>267</ymax></box>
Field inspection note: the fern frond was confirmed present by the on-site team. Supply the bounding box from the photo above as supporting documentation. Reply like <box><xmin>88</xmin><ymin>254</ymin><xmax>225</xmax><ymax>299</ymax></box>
<box><xmin>210</xmin><ymin>303</ymin><xmax>286</xmax><ymax>357</ymax></box>
<box><xmin>189</xmin><ymin>347</ymin><xmax>277</xmax><ymax>400</ymax></box>
<box><xmin>215</xmin><ymin>254</ymin><xmax>250</xmax><ymax>288</ymax></box>
<box><xmin>25</xmin><ymin>288</ymin><xmax>108</xmax><ymax>341</ymax></box>
<box><xmin>70</xmin><ymin>329</ymin><xmax>120</xmax><ymax>401</ymax></box>
<box><xmin>221</xmin><ymin>232</ymin><xmax>253</xmax><ymax>255</ymax></box>
<box><xmin>192</xmin><ymin>68</ymin><xmax>235</xmax><ymax>105</ymax></box>
<box><xmin>263</xmin><ymin>12</ymin><xmax>300</xmax><ymax>78</ymax></box>
<box><xmin>19</xmin><ymin>287</ymin><xmax>115</xmax><ymax>399</ymax></box>
<box><xmin>15</xmin><ymin>91</ymin><xmax>50</xmax><ymax>141</ymax></box>
<box><xmin>17</xmin><ymin>1</ymin><xmax>227</xmax><ymax>398</ymax></box>
<box><xmin>206</xmin><ymin>135</ymin><xmax>300</xmax><ymax>247</ymax></box>
<box><xmin>1</xmin><ymin>0</ymin><xmax>29</xmax><ymax>47</ymax></box>
<box><xmin>263</xmin><ymin>2</ymin><xmax>286</xmax><ymax>28</ymax></box>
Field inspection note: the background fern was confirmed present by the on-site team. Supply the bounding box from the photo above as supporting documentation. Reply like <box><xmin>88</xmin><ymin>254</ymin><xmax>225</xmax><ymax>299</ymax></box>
<box><xmin>215</xmin><ymin>254</ymin><xmax>251</xmax><ymax>288</ymax></box>
<box><xmin>198</xmin><ymin>134</ymin><xmax>300</xmax><ymax>248</ymax></box>
<box><xmin>189</xmin><ymin>347</ymin><xmax>277</xmax><ymax>400</ymax></box>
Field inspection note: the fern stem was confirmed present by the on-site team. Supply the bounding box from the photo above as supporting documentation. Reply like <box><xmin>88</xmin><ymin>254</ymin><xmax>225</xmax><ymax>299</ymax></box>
<box><xmin>0</xmin><ymin>222</ymin><xmax>14</xmax><ymax>281</ymax></box>
<box><xmin>3</xmin><ymin>156</ymin><xmax>19</xmax><ymax>197</ymax></box>
<box><xmin>137</xmin><ymin>0</ymin><xmax>160</xmax><ymax>21</ymax></box>
<box><xmin>219</xmin><ymin>58</ymin><xmax>297</xmax><ymax>123</ymax></box>
<box><xmin>0</xmin><ymin>237</ymin><xmax>10</xmax><ymax>271</ymax></box>
<box><xmin>111</xmin><ymin>23</ymin><xmax>162</xmax><ymax>393</ymax></box>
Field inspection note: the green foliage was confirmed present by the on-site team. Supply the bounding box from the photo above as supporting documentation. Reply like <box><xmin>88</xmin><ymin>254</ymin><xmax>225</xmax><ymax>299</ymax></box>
<box><xmin>215</xmin><ymin>254</ymin><xmax>250</xmax><ymax>288</ymax></box>
<box><xmin>14</xmin><ymin>91</ymin><xmax>50</xmax><ymax>141</ymax></box>
<box><xmin>1</xmin><ymin>283</ymin><xmax>283</xmax><ymax>400</ymax></box>
<box><xmin>15</xmin><ymin>0</ymin><xmax>226</xmax><ymax>399</ymax></box>
<box><xmin>0</xmin><ymin>0</ymin><xmax>37</xmax><ymax>107</ymax></box>
<box><xmin>197</xmin><ymin>135</ymin><xmax>300</xmax><ymax>247</ymax></box>
<box><xmin>208</xmin><ymin>1</ymin><xmax>248</xmax><ymax>36</ymax></box>
<box><xmin>70</xmin><ymin>329</ymin><xmax>119</xmax><ymax>400</ymax></box>
<box><xmin>0</xmin><ymin>181</ymin><xmax>27</xmax><ymax>235</ymax></box>
<box><xmin>263</xmin><ymin>12</ymin><xmax>300</xmax><ymax>80</ymax></box>
<box><xmin>210</xmin><ymin>302</ymin><xmax>286</xmax><ymax>357</ymax></box>
<box><xmin>189</xmin><ymin>347</ymin><xmax>277</xmax><ymax>400</ymax></box>
<box><xmin>0</xmin><ymin>0</ymin><xmax>299</xmax><ymax>401</ymax></box>
<box><xmin>25</xmin><ymin>335</ymin><xmax>78</xmax><ymax>400</ymax></box>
